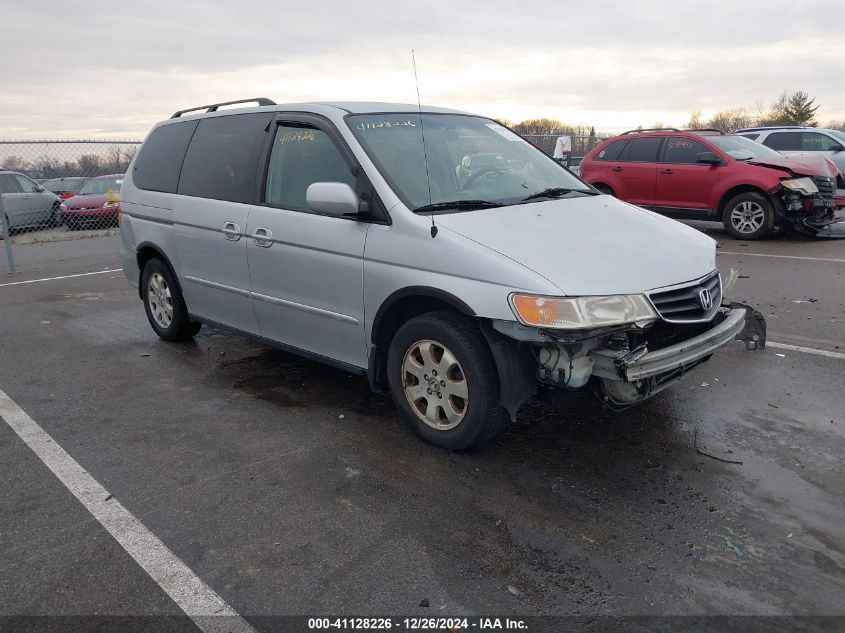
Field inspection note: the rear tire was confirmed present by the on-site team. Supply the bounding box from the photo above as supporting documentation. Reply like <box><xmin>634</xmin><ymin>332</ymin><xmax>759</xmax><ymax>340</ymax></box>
<box><xmin>387</xmin><ymin>310</ymin><xmax>505</xmax><ymax>450</ymax></box>
<box><xmin>141</xmin><ymin>259</ymin><xmax>201</xmax><ymax>341</ymax></box>
<box><xmin>723</xmin><ymin>192</ymin><xmax>774</xmax><ymax>240</ymax></box>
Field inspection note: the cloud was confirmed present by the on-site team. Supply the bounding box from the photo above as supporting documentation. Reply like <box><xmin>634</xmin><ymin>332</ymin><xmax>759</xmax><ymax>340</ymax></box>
<box><xmin>2</xmin><ymin>0</ymin><xmax>843</xmax><ymax>137</ymax></box>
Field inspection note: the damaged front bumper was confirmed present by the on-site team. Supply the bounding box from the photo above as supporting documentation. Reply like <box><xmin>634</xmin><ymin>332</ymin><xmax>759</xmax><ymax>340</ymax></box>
<box><xmin>775</xmin><ymin>184</ymin><xmax>845</xmax><ymax>238</ymax></box>
<box><xmin>587</xmin><ymin>304</ymin><xmax>764</xmax><ymax>407</ymax></box>
<box><xmin>591</xmin><ymin>306</ymin><xmax>748</xmax><ymax>383</ymax></box>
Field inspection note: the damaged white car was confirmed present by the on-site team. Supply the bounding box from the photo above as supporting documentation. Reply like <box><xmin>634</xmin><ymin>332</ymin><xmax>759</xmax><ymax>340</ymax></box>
<box><xmin>120</xmin><ymin>100</ymin><xmax>765</xmax><ymax>450</ymax></box>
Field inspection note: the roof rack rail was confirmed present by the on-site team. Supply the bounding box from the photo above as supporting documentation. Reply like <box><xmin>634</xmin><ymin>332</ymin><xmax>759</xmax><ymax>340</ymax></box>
<box><xmin>171</xmin><ymin>97</ymin><xmax>276</xmax><ymax>119</ymax></box>
<box><xmin>735</xmin><ymin>125</ymin><xmax>807</xmax><ymax>133</ymax></box>
<box><xmin>621</xmin><ymin>127</ymin><xmax>680</xmax><ymax>135</ymax></box>
<box><xmin>688</xmin><ymin>128</ymin><xmax>726</xmax><ymax>134</ymax></box>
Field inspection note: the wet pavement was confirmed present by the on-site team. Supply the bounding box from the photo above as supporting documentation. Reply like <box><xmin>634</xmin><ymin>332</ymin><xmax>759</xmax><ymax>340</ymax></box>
<box><xmin>0</xmin><ymin>227</ymin><xmax>843</xmax><ymax>627</ymax></box>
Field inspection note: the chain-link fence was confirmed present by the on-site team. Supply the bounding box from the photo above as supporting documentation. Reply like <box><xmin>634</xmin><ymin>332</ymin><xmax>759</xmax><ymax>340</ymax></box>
<box><xmin>521</xmin><ymin>134</ymin><xmax>608</xmax><ymax>162</ymax></box>
<box><xmin>0</xmin><ymin>141</ymin><xmax>141</xmax><ymax>271</ymax></box>
<box><xmin>0</xmin><ymin>133</ymin><xmax>609</xmax><ymax>274</ymax></box>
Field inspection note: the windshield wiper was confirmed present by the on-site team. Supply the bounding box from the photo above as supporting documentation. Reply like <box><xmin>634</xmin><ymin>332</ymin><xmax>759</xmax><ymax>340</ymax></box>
<box><xmin>520</xmin><ymin>187</ymin><xmax>596</xmax><ymax>202</ymax></box>
<box><xmin>414</xmin><ymin>200</ymin><xmax>501</xmax><ymax>213</ymax></box>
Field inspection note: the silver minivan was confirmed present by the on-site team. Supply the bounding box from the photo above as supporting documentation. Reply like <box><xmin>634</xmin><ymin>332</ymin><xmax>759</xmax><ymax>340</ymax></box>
<box><xmin>120</xmin><ymin>98</ymin><xmax>764</xmax><ymax>449</ymax></box>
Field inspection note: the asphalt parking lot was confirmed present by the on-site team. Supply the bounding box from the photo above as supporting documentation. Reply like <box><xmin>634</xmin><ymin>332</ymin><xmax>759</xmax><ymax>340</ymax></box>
<box><xmin>1</xmin><ymin>223</ymin><xmax>844</xmax><ymax>631</ymax></box>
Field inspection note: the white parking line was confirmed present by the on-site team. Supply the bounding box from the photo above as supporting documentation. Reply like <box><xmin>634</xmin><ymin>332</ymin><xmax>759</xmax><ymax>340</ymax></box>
<box><xmin>0</xmin><ymin>387</ymin><xmax>256</xmax><ymax>633</ymax></box>
<box><xmin>718</xmin><ymin>251</ymin><xmax>845</xmax><ymax>264</ymax></box>
<box><xmin>768</xmin><ymin>341</ymin><xmax>845</xmax><ymax>360</ymax></box>
<box><xmin>0</xmin><ymin>269</ymin><xmax>123</xmax><ymax>288</ymax></box>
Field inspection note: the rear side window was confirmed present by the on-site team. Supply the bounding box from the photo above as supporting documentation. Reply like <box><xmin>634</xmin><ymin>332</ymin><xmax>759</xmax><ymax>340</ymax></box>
<box><xmin>178</xmin><ymin>113</ymin><xmax>273</xmax><ymax>203</ymax></box>
<box><xmin>594</xmin><ymin>139</ymin><xmax>628</xmax><ymax>161</ymax></box>
<box><xmin>0</xmin><ymin>173</ymin><xmax>23</xmax><ymax>193</ymax></box>
<box><xmin>133</xmin><ymin>120</ymin><xmax>198</xmax><ymax>193</ymax></box>
<box><xmin>763</xmin><ymin>132</ymin><xmax>801</xmax><ymax>151</ymax></box>
<box><xmin>662</xmin><ymin>138</ymin><xmax>710</xmax><ymax>164</ymax></box>
<box><xmin>622</xmin><ymin>137</ymin><xmax>662</xmax><ymax>162</ymax></box>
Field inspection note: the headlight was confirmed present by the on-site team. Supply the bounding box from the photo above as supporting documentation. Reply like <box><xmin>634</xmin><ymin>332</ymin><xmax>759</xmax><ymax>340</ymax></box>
<box><xmin>510</xmin><ymin>293</ymin><xmax>657</xmax><ymax>329</ymax></box>
<box><xmin>103</xmin><ymin>201</ymin><xmax>119</xmax><ymax>208</ymax></box>
<box><xmin>59</xmin><ymin>203</ymin><xmax>68</xmax><ymax>211</ymax></box>
<box><xmin>781</xmin><ymin>177</ymin><xmax>818</xmax><ymax>195</ymax></box>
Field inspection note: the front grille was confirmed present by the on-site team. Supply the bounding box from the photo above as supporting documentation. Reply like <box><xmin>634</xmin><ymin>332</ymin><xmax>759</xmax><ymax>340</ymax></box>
<box><xmin>646</xmin><ymin>272</ymin><xmax>721</xmax><ymax>323</ymax></box>
<box><xmin>814</xmin><ymin>176</ymin><xmax>836</xmax><ymax>200</ymax></box>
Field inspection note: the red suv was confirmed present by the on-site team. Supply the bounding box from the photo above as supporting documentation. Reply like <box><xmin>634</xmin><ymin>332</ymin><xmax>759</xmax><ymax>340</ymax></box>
<box><xmin>580</xmin><ymin>128</ymin><xmax>843</xmax><ymax>239</ymax></box>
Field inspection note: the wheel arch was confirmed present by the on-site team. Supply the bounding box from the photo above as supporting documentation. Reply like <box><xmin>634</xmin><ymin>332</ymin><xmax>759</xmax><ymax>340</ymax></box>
<box><xmin>716</xmin><ymin>184</ymin><xmax>771</xmax><ymax>221</ymax></box>
<box><xmin>135</xmin><ymin>242</ymin><xmax>182</xmax><ymax>300</ymax></box>
<box><xmin>368</xmin><ymin>287</ymin><xmax>476</xmax><ymax>392</ymax></box>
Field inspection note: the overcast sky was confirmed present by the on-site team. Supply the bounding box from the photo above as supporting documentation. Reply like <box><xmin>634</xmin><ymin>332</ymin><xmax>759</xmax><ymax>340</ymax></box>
<box><xmin>2</xmin><ymin>0</ymin><xmax>843</xmax><ymax>139</ymax></box>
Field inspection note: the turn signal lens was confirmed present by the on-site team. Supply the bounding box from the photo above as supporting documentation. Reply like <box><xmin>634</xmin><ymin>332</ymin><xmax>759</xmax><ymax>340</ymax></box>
<box><xmin>510</xmin><ymin>293</ymin><xmax>657</xmax><ymax>329</ymax></box>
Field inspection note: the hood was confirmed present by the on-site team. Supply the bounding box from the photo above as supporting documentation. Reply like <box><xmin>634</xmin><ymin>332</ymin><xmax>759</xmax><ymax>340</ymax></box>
<box><xmin>64</xmin><ymin>193</ymin><xmax>106</xmax><ymax>209</ymax></box>
<box><xmin>747</xmin><ymin>153</ymin><xmax>839</xmax><ymax>178</ymax></box>
<box><xmin>434</xmin><ymin>195</ymin><xmax>716</xmax><ymax>296</ymax></box>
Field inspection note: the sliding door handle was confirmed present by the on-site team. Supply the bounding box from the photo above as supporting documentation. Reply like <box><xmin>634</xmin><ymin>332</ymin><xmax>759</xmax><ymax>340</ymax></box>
<box><xmin>222</xmin><ymin>222</ymin><xmax>241</xmax><ymax>241</ymax></box>
<box><xmin>251</xmin><ymin>227</ymin><xmax>273</xmax><ymax>247</ymax></box>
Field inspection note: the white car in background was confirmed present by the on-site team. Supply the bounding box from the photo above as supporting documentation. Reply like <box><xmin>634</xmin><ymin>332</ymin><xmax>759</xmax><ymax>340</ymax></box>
<box><xmin>736</xmin><ymin>126</ymin><xmax>845</xmax><ymax>187</ymax></box>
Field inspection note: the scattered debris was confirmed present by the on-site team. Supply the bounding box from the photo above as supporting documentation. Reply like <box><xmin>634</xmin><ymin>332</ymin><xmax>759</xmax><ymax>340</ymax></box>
<box><xmin>793</xmin><ymin>297</ymin><xmax>818</xmax><ymax>304</ymax></box>
<box><xmin>140</xmin><ymin>353</ymin><xmax>150</xmax><ymax>357</ymax></box>
<box><xmin>725</xmin><ymin>540</ymin><xmax>744</xmax><ymax>557</ymax></box>
<box><xmin>775</xmin><ymin>353</ymin><xmax>786</xmax><ymax>357</ymax></box>
<box><xmin>419</xmin><ymin>599</ymin><xmax>430</xmax><ymax>608</ymax></box>
<box><xmin>767</xmin><ymin>403</ymin><xmax>779</xmax><ymax>409</ymax></box>
<box><xmin>40</xmin><ymin>321</ymin><xmax>50</xmax><ymax>324</ymax></box>
<box><xmin>694</xmin><ymin>430</ymin><xmax>743</xmax><ymax>465</ymax></box>
<box><xmin>104</xmin><ymin>494</ymin><xmax>113</xmax><ymax>501</ymax></box>
<box><xmin>338</xmin><ymin>414</ymin><xmax>345</xmax><ymax>420</ymax></box>
<box><xmin>507</xmin><ymin>585</ymin><xmax>521</xmax><ymax>597</ymax></box>
<box><xmin>787</xmin><ymin>533</ymin><xmax>793</xmax><ymax>539</ymax></box>
<box><xmin>701</xmin><ymin>382</ymin><xmax>710</xmax><ymax>387</ymax></box>
<box><xmin>738</xmin><ymin>274</ymin><xmax>750</xmax><ymax>279</ymax></box>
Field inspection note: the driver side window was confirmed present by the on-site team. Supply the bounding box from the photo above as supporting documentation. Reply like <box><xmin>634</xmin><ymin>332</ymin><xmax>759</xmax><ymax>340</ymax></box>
<box><xmin>802</xmin><ymin>132</ymin><xmax>843</xmax><ymax>152</ymax></box>
<box><xmin>265</xmin><ymin>124</ymin><xmax>356</xmax><ymax>211</ymax></box>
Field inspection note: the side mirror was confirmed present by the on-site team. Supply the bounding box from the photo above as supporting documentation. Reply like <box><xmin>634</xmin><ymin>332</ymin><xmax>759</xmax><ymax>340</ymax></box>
<box><xmin>697</xmin><ymin>151</ymin><xmax>723</xmax><ymax>166</ymax></box>
<box><xmin>306</xmin><ymin>182</ymin><xmax>361</xmax><ymax>217</ymax></box>
<box><xmin>35</xmin><ymin>186</ymin><xmax>45</xmax><ymax>193</ymax></box>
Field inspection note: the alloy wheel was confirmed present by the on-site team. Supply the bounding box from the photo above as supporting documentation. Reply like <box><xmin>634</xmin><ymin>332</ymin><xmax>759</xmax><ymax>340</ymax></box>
<box><xmin>402</xmin><ymin>339</ymin><xmax>468</xmax><ymax>430</ymax></box>
<box><xmin>147</xmin><ymin>272</ymin><xmax>173</xmax><ymax>329</ymax></box>
<box><xmin>729</xmin><ymin>201</ymin><xmax>765</xmax><ymax>234</ymax></box>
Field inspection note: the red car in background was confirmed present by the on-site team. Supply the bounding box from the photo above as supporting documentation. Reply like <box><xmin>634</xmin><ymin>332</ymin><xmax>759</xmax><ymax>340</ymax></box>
<box><xmin>42</xmin><ymin>176</ymin><xmax>88</xmax><ymax>200</ymax></box>
<box><xmin>61</xmin><ymin>174</ymin><xmax>124</xmax><ymax>230</ymax></box>
<box><xmin>580</xmin><ymin>128</ymin><xmax>843</xmax><ymax>239</ymax></box>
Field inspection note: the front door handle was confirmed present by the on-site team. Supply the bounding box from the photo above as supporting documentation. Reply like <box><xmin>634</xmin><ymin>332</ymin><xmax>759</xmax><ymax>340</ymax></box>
<box><xmin>660</xmin><ymin>168</ymin><xmax>674</xmax><ymax>175</ymax></box>
<box><xmin>251</xmin><ymin>227</ymin><xmax>273</xmax><ymax>247</ymax></box>
<box><xmin>222</xmin><ymin>221</ymin><xmax>241</xmax><ymax>241</ymax></box>
<box><xmin>611</xmin><ymin>166</ymin><xmax>623</xmax><ymax>172</ymax></box>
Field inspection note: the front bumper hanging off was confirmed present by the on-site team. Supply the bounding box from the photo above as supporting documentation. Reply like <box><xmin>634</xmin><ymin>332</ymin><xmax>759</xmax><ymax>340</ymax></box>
<box><xmin>588</xmin><ymin>303</ymin><xmax>766</xmax><ymax>406</ymax></box>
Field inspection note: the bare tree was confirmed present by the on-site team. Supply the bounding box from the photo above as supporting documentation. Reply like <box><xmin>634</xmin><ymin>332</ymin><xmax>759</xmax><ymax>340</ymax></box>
<box><xmin>1</xmin><ymin>156</ymin><xmax>30</xmax><ymax>172</ymax></box>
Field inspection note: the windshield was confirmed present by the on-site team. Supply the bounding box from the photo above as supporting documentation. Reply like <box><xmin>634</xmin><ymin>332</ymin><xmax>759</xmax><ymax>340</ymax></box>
<box><xmin>43</xmin><ymin>177</ymin><xmax>86</xmax><ymax>192</ymax></box>
<box><xmin>707</xmin><ymin>135</ymin><xmax>783</xmax><ymax>160</ymax></box>
<box><xmin>348</xmin><ymin>113</ymin><xmax>591</xmax><ymax>211</ymax></box>
<box><xmin>79</xmin><ymin>177</ymin><xmax>123</xmax><ymax>195</ymax></box>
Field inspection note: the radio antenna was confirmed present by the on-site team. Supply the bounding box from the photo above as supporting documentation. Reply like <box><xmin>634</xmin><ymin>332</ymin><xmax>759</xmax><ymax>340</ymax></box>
<box><xmin>412</xmin><ymin>49</ymin><xmax>437</xmax><ymax>238</ymax></box>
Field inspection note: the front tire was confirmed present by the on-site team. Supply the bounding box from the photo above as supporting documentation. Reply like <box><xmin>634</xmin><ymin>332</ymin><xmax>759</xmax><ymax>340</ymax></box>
<box><xmin>387</xmin><ymin>311</ymin><xmax>505</xmax><ymax>450</ymax></box>
<box><xmin>723</xmin><ymin>192</ymin><xmax>774</xmax><ymax>240</ymax></box>
<box><xmin>141</xmin><ymin>259</ymin><xmax>201</xmax><ymax>341</ymax></box>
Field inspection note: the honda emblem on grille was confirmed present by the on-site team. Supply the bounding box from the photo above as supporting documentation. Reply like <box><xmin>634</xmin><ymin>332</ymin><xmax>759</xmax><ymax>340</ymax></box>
<box><xmin>698</xmin><ymin>288</ymin><xmax>713</xmax><ymax>311</ymax></box>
